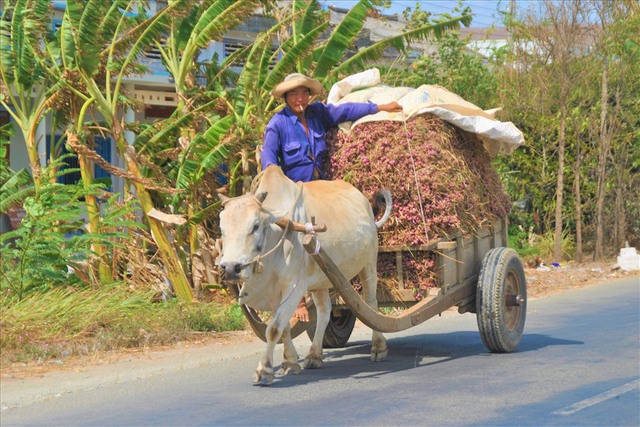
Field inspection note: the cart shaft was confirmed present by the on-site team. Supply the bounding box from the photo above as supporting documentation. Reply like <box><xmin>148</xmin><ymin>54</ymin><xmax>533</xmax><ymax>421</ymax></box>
<box><xmin>303</xmin><ymin>234</ymin><xmax>477</xmax><ymax>332</ymax></box>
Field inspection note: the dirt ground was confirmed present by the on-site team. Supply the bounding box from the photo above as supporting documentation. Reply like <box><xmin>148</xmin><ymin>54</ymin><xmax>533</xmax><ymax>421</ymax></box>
<box><xmin>524</xmin><ymin>259</ymin><xmax>639</xmax><ymax>298</ymax></box>
<box><xmin>2</xmin><ymin>259</ymin><xmax>639</xmax><ymax>380</ymax></box>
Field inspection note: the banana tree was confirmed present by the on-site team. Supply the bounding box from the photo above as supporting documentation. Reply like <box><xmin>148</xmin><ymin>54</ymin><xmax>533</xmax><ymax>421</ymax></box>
<box><xmin>52</xmin><ymin>0</ymin><xmax>194</xmax><ymax>299</ymax></box>
<box><xmin>0</xmin><ymin>0</ymin><xmax>59</xmax><ymax>186</ymax></box>
<box><xmin>143</xmin><ymin>0</ymin><xmax>260</xmax><ymax>294</ymax></box>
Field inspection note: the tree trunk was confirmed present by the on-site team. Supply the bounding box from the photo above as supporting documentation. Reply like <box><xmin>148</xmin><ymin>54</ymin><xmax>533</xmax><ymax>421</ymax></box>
<box><xmin>554</xmin><ymin>106</ymin><xmax>567</xmax><ymax>262</ymax></box>
<box><xmin>77</xmin><ymin>146</ymin><xmax>113</xmax><ymax>282</ymax></box>
<box><xmin>594</xmin><ymin>65</ymin><xmax>609</xmax><ymax>260</ymax></box>
<box><xmin>612</xmin><ymin>86</ymin><xmax>626</xmax><ymax>252</ymax></box>
<box><xmin>124</xmin><ymin>146</ymin><xmax>194</xmax><ymax>302</ymax></box>
<box><xmin>188</xmin><ymin>203</ymin><xmax>203</xmax><ymax>298</ymax></box>
<box><xmin>613</xmin><ymin>169</ymin><xmax>625</xmax><ymax>250</ymax></box>
<box><xmin>25</xmin><ymin>113</ymin><xmax>46</xmax><ymax>186</ymax></box>
<box><xmin>573</xmin><ymin>139</ymin><xmax>583</xmax><ymax>262</ymax></box>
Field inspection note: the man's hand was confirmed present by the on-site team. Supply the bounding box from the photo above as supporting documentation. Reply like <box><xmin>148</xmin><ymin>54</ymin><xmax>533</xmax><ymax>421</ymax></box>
<box><xmin>377</xmin><ymin>101</ymin><xmax>403</xmax><ymax>113</ymax></box>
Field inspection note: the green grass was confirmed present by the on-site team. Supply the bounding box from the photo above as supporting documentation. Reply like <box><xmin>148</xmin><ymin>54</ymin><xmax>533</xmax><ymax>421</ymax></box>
<box><xmin>0</xmin><ymin>285</ymin><xmax>246</xmax><ymax>364</ymax></box>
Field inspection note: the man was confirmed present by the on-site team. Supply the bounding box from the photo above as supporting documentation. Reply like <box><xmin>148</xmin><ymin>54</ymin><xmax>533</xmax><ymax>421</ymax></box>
<box><xmin>261</xmin><ymin>73</ymin><xmax>403</xmax><ymax>322</ymax></box>
<box><xmin>262</xmin><ymin>73</ymin><xmax>403</xmax><ymax>183</ymax></box>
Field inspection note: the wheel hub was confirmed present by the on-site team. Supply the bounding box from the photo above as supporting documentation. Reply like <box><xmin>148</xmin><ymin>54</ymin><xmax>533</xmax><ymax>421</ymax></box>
<box><xmin>505</xmin><ymin>294</ymin><xmax>525</xmax><ymax>306</ymax></box>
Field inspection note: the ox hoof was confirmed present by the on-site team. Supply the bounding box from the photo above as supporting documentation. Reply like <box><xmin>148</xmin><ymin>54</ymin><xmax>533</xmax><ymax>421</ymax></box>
<box><xmin>371</xmin><ymin>348</ymin><xmax>388</xmax><ymax>362</ymax></box>
<box><xmin>277</xmin><ymin>362</ymin><xmax>302</xmax><ymax>376</ymax></box>
<box><xmin>303</xmin><ymin>356</ymin><xmax>323</xmax><ymax>369</ymax></box>
<box><xmin>253</xmin><ymin>369</ymin><xmax>274</xmax><ymax>386</ymax></box>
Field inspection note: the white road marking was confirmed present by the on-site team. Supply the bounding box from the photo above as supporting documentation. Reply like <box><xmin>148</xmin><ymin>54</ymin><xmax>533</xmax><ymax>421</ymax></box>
<box><xmin>552</xmin><ymin>378</ymin><xmax>640</xmax><ymax>416</ymax></box>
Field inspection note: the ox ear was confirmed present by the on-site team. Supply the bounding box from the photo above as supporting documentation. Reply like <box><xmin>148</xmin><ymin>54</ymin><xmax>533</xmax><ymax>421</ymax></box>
<box><xmin>218</xmin><ymin>194</ymin><xmax>231</xmax><ymax>206</ymax></box>
<box><xmin>255</xmin><ymin>191</ymin><xmax>268</xmax><ymax>204</ymax></box>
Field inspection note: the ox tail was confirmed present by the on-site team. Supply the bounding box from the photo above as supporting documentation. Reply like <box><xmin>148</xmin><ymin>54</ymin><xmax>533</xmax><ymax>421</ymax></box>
<box><xmin>373</xmin><ymin>189</ymin><xmax>392</xmax><ymax>228</ymax></box>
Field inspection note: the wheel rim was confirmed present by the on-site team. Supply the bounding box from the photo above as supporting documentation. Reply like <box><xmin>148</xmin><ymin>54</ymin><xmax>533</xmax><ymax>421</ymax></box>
<box><xmin>503</xmin><ymin>271</ymin><xmax>524</xmax><ymax>332</ymax></box>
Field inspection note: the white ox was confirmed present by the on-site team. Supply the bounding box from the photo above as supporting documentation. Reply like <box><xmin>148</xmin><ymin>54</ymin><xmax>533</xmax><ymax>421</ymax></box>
<box><xmin>218</xmin><ymin>165</ymin><xmax>391</xmax><ymax>385</ymax></box>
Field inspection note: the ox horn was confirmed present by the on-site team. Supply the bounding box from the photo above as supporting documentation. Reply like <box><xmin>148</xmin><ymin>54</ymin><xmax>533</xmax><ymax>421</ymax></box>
<box><xmin>255</xmin><ymin>191</ymin><xmax>268</xmax><ymax>203</ymax></box>
<box><xmin>218</xmin><ymin>194</ymin><xmax>231</xmax><ymax>206</ymax></box>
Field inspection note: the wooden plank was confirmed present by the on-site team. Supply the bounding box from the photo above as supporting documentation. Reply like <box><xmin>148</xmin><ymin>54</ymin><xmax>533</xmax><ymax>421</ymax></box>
<box><xmin>334</xmin><ymin>288</ymin><xmax>416</xmax><ymax>306</ymax></box>
<box><xmin>395</xmin><ymin>250</ymin><xmax>404</xmax><ymax>286</ymax></box>
<box><xmin>476</xmin><ymin>227</ymin><xmax>491</xmax><ymax>238</ymax></box>
<box><xmin>437</xmin><ymin>242</ymin><xmax>457</xmax><ymax>250</ymax></box>
<box><xmin>473</xmin><ymin>233</ymin><xmax>480</xmax><ymax>274</ymax></box>
<box><xmin>379</xmin><ymin>238</ymin><xmax>446</xmax><ymax>253</ymax></box>
<box><xmin>502</xmin><ymin>216</ymin><xmax>509</xmax><ymax>247</ymax></box>
<box><xmin>455</xmin><ymin>235</ymin><xmax>464</xmax><ymax>288</ymax></box>
<box><xmin>437</xmin><ymin>248</ymin><xmax>458</xmax><ymax>287</ymax></box>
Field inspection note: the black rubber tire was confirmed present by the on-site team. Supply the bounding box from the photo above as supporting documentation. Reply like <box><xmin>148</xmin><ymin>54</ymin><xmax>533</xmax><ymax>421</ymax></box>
<box><xmin>307</xmin><ymin>308</ymin><xmax>357</xmax><ymax>348</ymax></box>
<box><xmin>476</xmin><ymin>247</ymin><xmax>527</xmax><ymax>353</ymax></box>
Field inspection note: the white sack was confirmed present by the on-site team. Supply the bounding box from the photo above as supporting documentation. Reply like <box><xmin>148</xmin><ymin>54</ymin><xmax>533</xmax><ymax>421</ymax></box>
<box><xmin>327</xmin><ymin>68</ymin><xmax>525</xmax><ymax>156</ymax></box>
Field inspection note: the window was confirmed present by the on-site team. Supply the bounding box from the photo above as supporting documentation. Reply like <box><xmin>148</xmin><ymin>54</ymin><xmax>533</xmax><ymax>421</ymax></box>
<box><xmin>144</xmin><ymin>37</ymin><xmax>167</xmax><ymax>60</ymax></box>
<box><xmin>93</xmin><ymin>135</ymin><xmax>112</xmax><ymax>190</ymax></box>
<box><xmin>223</xmin><ymin>39</ymin><xmax>278</xmax><ymax>69</ymax></box>
<box><xmin>46</xmin><ymin>135</ymin><xmax>112</xmax><ymax>190</ymax></box>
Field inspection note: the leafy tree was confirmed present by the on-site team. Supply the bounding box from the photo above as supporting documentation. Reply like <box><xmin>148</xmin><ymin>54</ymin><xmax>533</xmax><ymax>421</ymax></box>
<box><xmin>35</xmin><ymin>0</ymin><xmax>198</xmax><ymax>296</ymax></box>
<box><xmin>588</xmin><ymin>0</ymin><xmax>640</xmax><ymax>259</ymax></box>
<box><xmin>135</xmin><ymin>0</ymin><xmax>262</xmax><ymax>295</ymax></box>
<box><xmin>382</xmin><ymin>29</ymin><xmax>497</xmax><ymax>109</ymax></box>
<box><xmin>496</xmin><ymin>0</ymin><xmax>640</xmax><ymax>260</ymax></box>
<box><xmin>513</xmin><ymin>1</ymin><xmax>589</xmax><ymax>262</ymax></box>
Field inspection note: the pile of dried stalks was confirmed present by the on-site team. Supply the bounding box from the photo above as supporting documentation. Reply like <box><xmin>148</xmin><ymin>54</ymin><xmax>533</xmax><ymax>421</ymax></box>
<box><xmin>325</xmin><ymin>114</ymin><xmax>511</xmax><ymax>299</ymax></box>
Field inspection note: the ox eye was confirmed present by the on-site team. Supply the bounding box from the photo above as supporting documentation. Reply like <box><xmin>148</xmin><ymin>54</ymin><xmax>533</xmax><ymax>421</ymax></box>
<box><xmin>251</xmin><ymin>223</ymin><xmax>260</xmax><ymax>234</ymax></box>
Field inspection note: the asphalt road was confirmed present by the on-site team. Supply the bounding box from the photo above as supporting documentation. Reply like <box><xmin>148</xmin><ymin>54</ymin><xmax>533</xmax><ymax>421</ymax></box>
<box><xmin>2</xmin><ymin>277</ymin><xmax>639</xmax><ymax>426</ymax></box>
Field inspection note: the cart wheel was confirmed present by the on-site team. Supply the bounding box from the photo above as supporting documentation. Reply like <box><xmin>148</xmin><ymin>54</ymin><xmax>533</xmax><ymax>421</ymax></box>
<box><xmin>230</xmin><ymin>284</ymin><xmax>313</xmax><ymax>343</ymax></box>
<box><xmin>476</xmin><ymin>247</ymin><xmax>527</xmax><ymax>353</ymax></box>
<box><xmin>307</xmin><ymin>308</ymin><xmax>357</xmax><ymax>348</ymax></box>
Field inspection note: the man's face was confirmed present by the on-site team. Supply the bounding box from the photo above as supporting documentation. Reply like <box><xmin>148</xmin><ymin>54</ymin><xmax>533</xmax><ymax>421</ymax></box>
<box><xmin>285</xmin><ymin>87</ymin><xmax>310</xmax><ymax>115</ymax></box>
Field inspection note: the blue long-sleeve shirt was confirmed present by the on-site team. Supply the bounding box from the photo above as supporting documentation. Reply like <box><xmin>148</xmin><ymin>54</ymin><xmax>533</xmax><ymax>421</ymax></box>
<box><xmin>261</xmin><ymin>101</ymin><xmax>378</xmax><ymax>182</ymax></box>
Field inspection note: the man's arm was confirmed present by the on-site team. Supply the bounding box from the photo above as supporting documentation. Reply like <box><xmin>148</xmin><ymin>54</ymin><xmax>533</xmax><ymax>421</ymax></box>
<box><xmin>261</xmin><ymin>125</ymin><xmax>281</xmax><ymax>169</ymax></box>
<box><xmin>321</xmin><ymin>101</ymin><xmax>404</xmax><ymax>127</ymax></box>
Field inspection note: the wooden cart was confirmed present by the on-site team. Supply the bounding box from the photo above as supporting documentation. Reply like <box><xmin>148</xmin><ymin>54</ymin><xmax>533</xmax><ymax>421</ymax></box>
<box><xmin>233</xmin><ymin>216</ymin><xmax>527</xmax><ymax>354</ymax></box>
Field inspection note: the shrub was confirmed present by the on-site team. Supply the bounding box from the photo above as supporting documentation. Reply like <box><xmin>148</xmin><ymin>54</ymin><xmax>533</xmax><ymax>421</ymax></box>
<box><xmin>0</xmin><ymin>159</ymin><xmax>143</xmax><ymax>300</ymax></box>
<box><xmin>533</xmin><ymin>230</ymin><xmax>576</xmax><ymax>261</ymax></box>
<box><xmin>1</xmin><ymin>182</ymin><xmax>98</xmax><ymax>299</ymax></box>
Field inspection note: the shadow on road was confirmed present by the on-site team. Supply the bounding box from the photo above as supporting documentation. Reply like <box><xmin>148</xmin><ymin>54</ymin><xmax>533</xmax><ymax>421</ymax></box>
<box><xmin>267</xmin><ymin>331</ymin><xmax>583</xmax><ymax>387</ymax></box>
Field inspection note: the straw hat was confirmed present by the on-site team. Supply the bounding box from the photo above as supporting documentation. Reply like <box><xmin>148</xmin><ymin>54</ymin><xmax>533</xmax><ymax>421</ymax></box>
<box><xmin>271</xmin><ymin>73</ymin><xmax>323</xmax><ymax>98</ymax></box>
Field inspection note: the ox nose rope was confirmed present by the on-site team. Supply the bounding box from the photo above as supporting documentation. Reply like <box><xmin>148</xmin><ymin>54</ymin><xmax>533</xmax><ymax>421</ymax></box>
<box><xmin>234</xmin><ymin>182</ymin><xmax>307</xmax><ymax>274</ymax></box>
